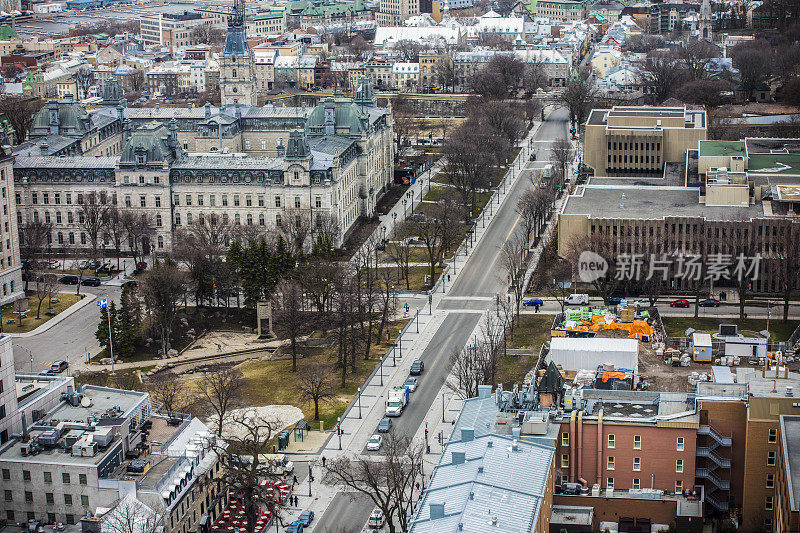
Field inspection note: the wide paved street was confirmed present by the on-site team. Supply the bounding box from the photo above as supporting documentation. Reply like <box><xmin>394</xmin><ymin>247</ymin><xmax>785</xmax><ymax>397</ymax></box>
<box><xmin>312</xmin><ymin>107</ymin><xmax>571</xmax><ymax>533</ymax></box>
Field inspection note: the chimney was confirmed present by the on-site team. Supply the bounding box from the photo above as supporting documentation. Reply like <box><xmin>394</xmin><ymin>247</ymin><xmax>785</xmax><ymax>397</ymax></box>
<box><xmin>512</xmin><ymin>427</ymin><xmax>521</xmax><ymax>440</ymax></box>
<box><xmin>276</xmin><ymin>138</ymin><xmax>285</xmax><ymax>157</ymax></box>
<box><xmin>451</xmin><ymin>451</ymin><xmax>465</xmax><ymax>465</ymax></box>
<box><xmin>21</xmin><ymin>411</ymin><xmax>27</xmax><ymax>436</ymax></box>
<box><xmin>477</xmin><ymin>384</ymin><xmax>492</xmax><ymax>399</ymax></box>
<box><xmin>40</xmin><ymin>141</ymin><xmax>49</xmax><ymax>155</ymax></box>
<box><xmin>461</xmin><ymin>427</ymin><xmax>474</xmax><ymax>442</ymax></box>
<box><xmin>204</xmin><ymin>101</ymin><xmax>211</xmax><ymax>118</ymax></box>
<box><xmin>429</xmin><ymin>503</ymin><xmax>445</xmax><ymax>519</ymax></box>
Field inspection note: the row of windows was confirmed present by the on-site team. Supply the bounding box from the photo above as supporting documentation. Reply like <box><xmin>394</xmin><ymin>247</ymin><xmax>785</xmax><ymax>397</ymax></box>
<box><xmin>608</xmin><ymin>141</ymin><xmax>661</xmax><ymax>152</ymax></box>
<box><xmin>1</xmin><ymin>469</ymin><xmax>87</xmax><ymax>484</ymax></box>
<box><xmin>5</xmin><ymin>510</ymin><xmax>78</xmax><ymax>525</ymax></box>
<box><xmin>3</xmin><ymin>490</ymin><xmax>88</xmax><ymax>507</ymax></box>
<box><xmin>561</xmin><ymin>433</ymin><xmax>685</xmax><ymax>451</ymax></box>
<box><xmin>560</xmin><ymin>454</ymin><xmax>684</xmax><ymax>473</ymax></box>
<box><xmin>173</xmin><ymin>193</ymin><xmax>322</xmax><ymax>209</ymax></box>
<box><xmin>607</xmin><ymin>154</ymin><xmax>661</xmax><ymax>165</ymax></box>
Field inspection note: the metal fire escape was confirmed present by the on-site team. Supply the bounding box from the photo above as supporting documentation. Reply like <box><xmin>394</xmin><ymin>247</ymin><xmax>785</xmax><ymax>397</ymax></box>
<box><xmin>696</xmin><ymin>424</ymin><xmax>732</xmax><ymax>512</ymax></box>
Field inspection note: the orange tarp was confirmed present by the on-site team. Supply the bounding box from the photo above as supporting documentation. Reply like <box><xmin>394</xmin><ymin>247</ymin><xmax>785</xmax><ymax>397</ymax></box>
<box><xmin>563</xmin><ymin>317</ymin><xmax>654</xmax><ymax>339</ymax></box>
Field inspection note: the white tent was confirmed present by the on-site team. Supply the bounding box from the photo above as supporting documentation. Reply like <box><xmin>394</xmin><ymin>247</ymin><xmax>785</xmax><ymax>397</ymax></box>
<box><xmin>548</xmin><ymin>337</ymin><xmax>638</xmax><ymax>372</ymax></box>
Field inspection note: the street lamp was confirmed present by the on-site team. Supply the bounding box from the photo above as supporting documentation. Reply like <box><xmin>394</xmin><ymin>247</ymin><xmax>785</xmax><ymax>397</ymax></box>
<box><xmin>380</xmin><ymin>355</ymin><xmax>384</xmax><ymax>386</ymax></box>
<box><xmin>357</xmin><ymin>387</ymin><xmax>362</xmax><ymax>419</ymax></box>
<box><xmin>441</xmin><ymin>391</ymin><xmax>446</xmax><ymax>423</ymax></box>
<box><xmin>337</xmin><ymin>417</ymin><xmax>342</xmax><ymax>450</ymax></box>
<box><xmin>308</xmin><ymin>464</ymin><xmax>313</xmax><ymax>497</ymax></box>
<box><xmin>415</xmin><ymin>309</ymin><xmax>419</xmax><ymax>333</ymax></box>
<box><xmin>403</xmin><ymin>198</ymin><xmax>408</xmax><ymax>216</ymax></box>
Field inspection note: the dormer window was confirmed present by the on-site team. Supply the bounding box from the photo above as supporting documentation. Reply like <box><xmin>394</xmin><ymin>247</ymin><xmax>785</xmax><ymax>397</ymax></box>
<box><xmin>294</xmin><ymin>171</ymin><xmax>300</xmax><ymax>181</ymax></box>
<box><xmin>136</xmin><ymin>153</ymin><xmax>146</xmax><ymax>165</ymax></box>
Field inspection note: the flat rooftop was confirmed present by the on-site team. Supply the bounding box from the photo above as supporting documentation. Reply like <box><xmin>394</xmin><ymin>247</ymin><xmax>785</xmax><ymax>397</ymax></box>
<box><xmin>781</xmin><ymin>415</ymin><xmax>800</xmax><ymax>511</ymax></box>
<box><xmin>562</xmin><ymin>184</ymin><xmax>762</xmax><ymax>221</ymax></box>
<box><xmin>49</xmin><ymin>385</ymin><xmax>147</xmax><ymax>423</ymax></box>
<box><xmin>581</xmin><ymin>390</ymin><xmax>697</xmax><ymax>420</ymax></box>
<box><xmin>748</xmin><ymin>153</ymin><xmax>800</xmax><ymax>176</ymax></box>
<box><xmin>110</xmin><ymin>453</ymin><xmax>179</xmax><ymax>490</ymax></box>
<box><xmin>746</xmin><ymin>138</ymin><xmax>800</xmax><ymax>155</ymax></box>
<box><xmin>587</xmin><ymin>106</ymin><xmax>689</xmax><ymax>126</ymax></box>
<box><xmin>699</xmin><ymin>140</ymin><xmax>746</xmax><ymax>158</ymax></box>
<box><xmin>550</xmin><ymin>505</ymin><xmax>594</xmax><ymax>525</ymax></box>
<box><xmin>15</xmin><ymin>374</ymin><xmax>71</xmax><ymax>409</ymax></box>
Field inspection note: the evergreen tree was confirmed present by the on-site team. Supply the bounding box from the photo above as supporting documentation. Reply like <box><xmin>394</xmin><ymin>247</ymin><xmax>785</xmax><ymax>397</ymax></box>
<box><xmin>94</xmin><ymin>301</ymin><xmax>117</xmax><ymax>355</ymax></box>
<box><xmin>116</xmin><ymin>286</ymin><xmax>139</xmax><ymax>358</ymax></box>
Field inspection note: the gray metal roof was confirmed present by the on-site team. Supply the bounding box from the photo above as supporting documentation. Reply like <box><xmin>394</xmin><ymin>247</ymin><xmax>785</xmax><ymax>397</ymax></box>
<box><xmin>410</xmin><ymin>435</ymin><xmax>555</xmax><ymax>533</ymax></box>
<box><xmin>14</xmin><ymin>155</ymin><xmax>118</xmax><ymax>169</ymax></box>
<box><xmin>781</xmin><ymin>415</ymin><xmax>800</xmax><ymax>511</ymax></box>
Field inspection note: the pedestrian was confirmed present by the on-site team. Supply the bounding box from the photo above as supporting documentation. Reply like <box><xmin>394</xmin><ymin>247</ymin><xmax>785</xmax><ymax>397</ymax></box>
<box><xmin>294</xmin><ymin>495</ymin><xmax>298</xmax><ymax>507</ymax></box>
<box><xmin>535</xmin><ymin>304</ymin><xmax>540</xmax><ymax>313</ymax></box>
<box><xmin>321</xmin><ymin>456</ymin><xmax>326</xmax><ymax>468</ymax></box>
<box><xmin>293</xmin><ymin>475</ymin><xmax>298</xmax><ymax>486</ymax></box>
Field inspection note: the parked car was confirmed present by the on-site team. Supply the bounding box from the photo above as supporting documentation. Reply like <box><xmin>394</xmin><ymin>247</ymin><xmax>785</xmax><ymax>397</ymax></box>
<box><xmin>368</xmin><ymin>509</ymin><xmax>386</xmax><ymax>529</ymax></box>
<box><xmin>607</xmin><ymin>296</ymin><xmax>623</xmax><ymax>306</ymax></box>
<box><xmin>39</xmin><ymin>369</ymin><xmax>54</xmax><ymax>376</ymax></box>
<box><xmin>366</xmin><ymin>434</ymin><xmax>383</xmax><ymax>451</ymax></box>
<box><xmin>670</xmin><ymin>299</ymin><xmax>691</xmax><ymax>308</ymax></box>
<box><xmin>522</xmin><ymin>298</ymin><xmax>544</xmax><ymax>307</ymax></box>
<box><xmin>377</xmin><ymin>417</ymin><xmax>392</xmax><ymax>433</ymax></box>
<box><xmin>284</xmin><ymin>521</ymin><xmax>304</xmax><ymax>533</ymax></box>
<box><xmin>50</xmin><ymin>361</ymin><xmax>68</xmax><ymax>373</ymax></box>
<box><xmin>122</xmin><ymin>279</ymin><xmax>139</xmax><ymax>290</ymax></box>
<box><xmin>296</xmin><ymin>511</ymin><xmax>314</xmax><ymax>527</ymax></box>
<box><xmin>82</xmin><ymin>277</ymin><xmax>101</xmax><ymax>287</ymax></box>
<box><xmin>59</xmin><ymin>275</ymin><xmax>79</xmax><ymax>285</ymax></box>
<box><xmin>634</xmin><ymin>299</ymin><xmax>653</xmax><ymax>308</ymax></box>
<box><xmin>699</xmin><ymin>298</ymin><xmax>721</xmax><ymax>307</ymax></box>
<box><xmin>409</xmin><ymin>360</ymin><xmax>424</xmax><ymax>376</ymax></box>
<box><xmin>136</xmin><ymin>261</ymin><xmax>148</xmax><ymax>271</ymax></box>
<box><xmin>404</xmin><ymin>377</ymin><xmax>418</xmax><ymax>392</ymax></box>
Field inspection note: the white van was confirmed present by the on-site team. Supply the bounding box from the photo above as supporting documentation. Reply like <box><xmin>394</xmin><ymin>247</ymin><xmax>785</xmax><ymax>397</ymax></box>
<box><xmin>565</xmin><ymin>294</ymin><xmax>589</xmax><ymax>305</ymax></box>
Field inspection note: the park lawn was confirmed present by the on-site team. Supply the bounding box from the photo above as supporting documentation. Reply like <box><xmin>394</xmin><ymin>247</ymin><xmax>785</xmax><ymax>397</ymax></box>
<box><xmin>376</xmin><ymin>265</ymin><xmax>443</xmax><ymax>291</ymax></box>
<box><xmin>422</xmin><ymin>185</ymin><xmax>450</xmax><ymax>202</ymax></box>
<box><xmin>235</xmin><ymin>318</ymin><xmax>411</xmax><ymax>429</ymax></box>
<box><xmin>431</xmin><ymin>170</ymin><xmax>451</xmax><ymax>184</ymax></box>
<box><xmin>379</xmin><ymin>245</ymin><xmax>430</xmax><ymax>264</ymax></box>
<box><xmin>1</xmin><ymin>292</ymin><xmax>83</xmax><ymax>333</ymax></box>
<box><xmin>662</xmin><ymin>317</ymin><xmax>799</xmax><ymax>342</ymax></box>
<box><xmin>507</xmin><ymin>314</ymin><xmax>556</xmax><ymax>349</ymax></box>
<box><xmin>497</xmin><ymin>314</ymin><xmax>555</xmax><ymax>385</ymax></box>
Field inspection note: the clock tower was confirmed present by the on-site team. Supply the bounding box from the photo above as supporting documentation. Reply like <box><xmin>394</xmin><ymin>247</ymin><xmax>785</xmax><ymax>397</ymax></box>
<box><xmin>220</xmin><ymin>0</ymin><xmax>257</xmax><ymax>107</ymax></box>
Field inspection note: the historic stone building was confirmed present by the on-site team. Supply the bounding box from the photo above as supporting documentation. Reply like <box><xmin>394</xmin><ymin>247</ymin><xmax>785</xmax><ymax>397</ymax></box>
<box><xmin>12</xmin><ymin>78</ymin><xmax>393</xmax><ymax>256</ymax></box>
<box><xmin>219</xmin><ymin>0</ymin><xmax>258</xmax><ymax>107</ymax></box>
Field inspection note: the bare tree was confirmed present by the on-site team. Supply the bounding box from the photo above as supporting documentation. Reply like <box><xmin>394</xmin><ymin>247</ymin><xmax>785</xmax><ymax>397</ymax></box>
<box><xmin>407</xmin><ymin>195</ymin><xmax>462</xmax><ymax>286</ymax></box>
<box><xmin>623</xmin><ymin>34</ymin><xmax>665</xmax><ymax>53</ymax></box>
<box><xmin>281</xmin><ymin>208</ymin><xmax>311</xmax><ymax>256</ymax></box>
<box><xmin>79</xmin><ymin>191</ymin><xmax>111</xmax><ymax>264</ymax></box>
<box><xmin>101</xmin><ymin>495</ymin><xmax>165</xmax><ymax>533</ymax></box>
<box><xmin>273</xmin><ymin>279</ymin><xmax>305</xmax><ymax>371</ymax></box>
<box><xmin>434</xmin><ymin>53</ymin><xmax>456</xmax><ymax>93</ymax></box>
<box><xmin>678</xmin><ymin>40</ymin><xmax>718</xmax><ymax>81</ymax></box>
<box><xmin>640</xmin><ymin>52</ymin><xmax>686</xmax><ymax>104</ymax></box>
<box><xmin>731</xmin><ymin>39</ymin><xmax>774</xmax><ymax>101</ymax></box>
<box><xmin>121</xmin><ymin>210</ymin><xmax>155</xmax><ymax>267</ymax></box>
<box><xmin>104</xmin><ymin>206</ymin><xmax>127</xmax><ymax>270</ymax></box>
<box><xmin>443</xmin><ymin>123</ymin><xmax>495</xmax><ymax>219</ymax></box>
<box><xmin>386</xmin><ymin>233</ymin><xmax>413</xmax><ymax>291</ymax></box>
<box><xmin>140</xmin><ymin>260</ymin><xmax>186</xmax><ymax>357</ymax></box>
<box><xmin>19</xmin><ymin>221</ymin><xmax>51</xmax><ymax>291</ymax></box>
<box><xmin>391</xmin><ymin>94</ymin><xmax>416</xmax><ymax>161</ymax></box>
<box><xmin>0</xmin><ymin>96</ymin><xmax>43</xmax><ymax>144</ymax></box>
<box><xmin>550</xmin><ymin>138</ymin><xmax>574</xmax><ymax>189</ymax></box>
<box><xmin>556</xmin><ymin>68</ymin><xmax>596</xmax><ymax>130</ymax></box>
<box><xmin>198</xmin><ymin>366</ymin><xmax>245</xmax><ymax>436</ymax></box>
<box><xmin>563</xmin><ymin>232</ymin><xmax>619</xmax><ymax>305</ymax></box>
<box><xmin>297</xmin><ymin>363</ymin><xmax>336</xmax><ymax>420</ymax></box>
<box><xmin>523</xmin><ymin>60</ymin><xmax>547</xmax><ymax>96</ymax></box>
<box><xmin>216</xmin><ymin>413</ymin><xmax>285</xmax><ymax>533</ymax></box>
<box><xmin>190</xmin><ymin>24</ymin><xmax>225</xmax><ymax>45</ymax></box>
<box><xmin>447</xmin><ymin>338</ymin><xmax>500</xmax><ymax>399</ymax></box>
<box><xmin>324</xmin><ymin>433</ymin><xmax>425</xmax><ymax>533</ymax></box>
<box><xmin>147</xmin><ymin>372</ymin><xmax>191</xmax><ymax>413</ymax></box>
<box><xmin>501</xmin><ymin>234</ymin><xmax>527</xmax><ymax>323</ymax></box>
<box><xmin>33</xmin><ymin>273</ymin><xmax>57</xmax><ymax>320</ymax></box>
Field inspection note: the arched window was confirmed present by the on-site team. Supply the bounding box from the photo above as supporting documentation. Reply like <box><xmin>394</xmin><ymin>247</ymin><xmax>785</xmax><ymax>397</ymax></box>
<box><xmin>157</xmin><ymin>235</ymin><xmax>164</xmax><ymax>249</ymax></box>
<box><xmin>246</xmin><ymin>214</ymin><xmax>253</xmax><ymax>225</ymax></box>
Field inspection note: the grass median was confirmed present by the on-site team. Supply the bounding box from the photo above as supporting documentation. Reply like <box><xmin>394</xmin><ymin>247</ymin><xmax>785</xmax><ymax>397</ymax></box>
<box><xmin>1</xmin><ymin>292</ymin><xmax>84</xmax><ymax>334</ymax></box>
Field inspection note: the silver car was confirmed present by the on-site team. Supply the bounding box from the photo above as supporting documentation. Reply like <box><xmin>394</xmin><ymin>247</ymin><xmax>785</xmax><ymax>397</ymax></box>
<box><xmin>367</xmin><ymin>434</ymin><xmax>383</xmax><ymax>451</ymax></box>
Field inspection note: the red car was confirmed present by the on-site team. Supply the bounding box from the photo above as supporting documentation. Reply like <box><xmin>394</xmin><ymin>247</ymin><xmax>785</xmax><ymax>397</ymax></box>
<box><xmin>670</xmin><ymin>299</ymin><xmax>690</xmax><ymax>308</ymax></box>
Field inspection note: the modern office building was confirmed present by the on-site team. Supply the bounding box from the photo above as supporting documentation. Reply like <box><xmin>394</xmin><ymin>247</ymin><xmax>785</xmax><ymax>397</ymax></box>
<box><xmin>583</xmin><ymin>106</ymin><xmax>708</xmax><ymax>177</ymax></box>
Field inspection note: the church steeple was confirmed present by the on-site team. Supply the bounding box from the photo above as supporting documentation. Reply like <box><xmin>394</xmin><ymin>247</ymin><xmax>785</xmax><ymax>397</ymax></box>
<box><xmin>698</xmin><ymin>0</ymin><xmax>712</xmax><ymax>41</ymax></box>
<box><xmin>220</xmin><ymin>0</ymin><xmax>257</xmax><ymax>107</ymax></box>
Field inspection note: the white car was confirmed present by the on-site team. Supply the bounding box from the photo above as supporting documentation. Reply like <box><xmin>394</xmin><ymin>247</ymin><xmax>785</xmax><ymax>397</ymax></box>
<box><xmin>366</xmin><ymin>434</ymin><xmax>383</xmax><ymax>451</ymax></box>
<box><xmin>368</xmin><ymin>508</ymin><xmax>385</xmax><ymax>528</ymax></box>
<box><xmin>635</xmin><ymin>299</ymin><xmax>653</xmax><ymax>308</ymax></box>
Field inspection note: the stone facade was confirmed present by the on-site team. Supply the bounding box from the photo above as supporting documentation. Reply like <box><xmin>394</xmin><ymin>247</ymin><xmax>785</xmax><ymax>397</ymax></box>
<box><xmin>13</xmin><ymin>80</ymin><xmax>393</xmax><ymax>256</ymax></box>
